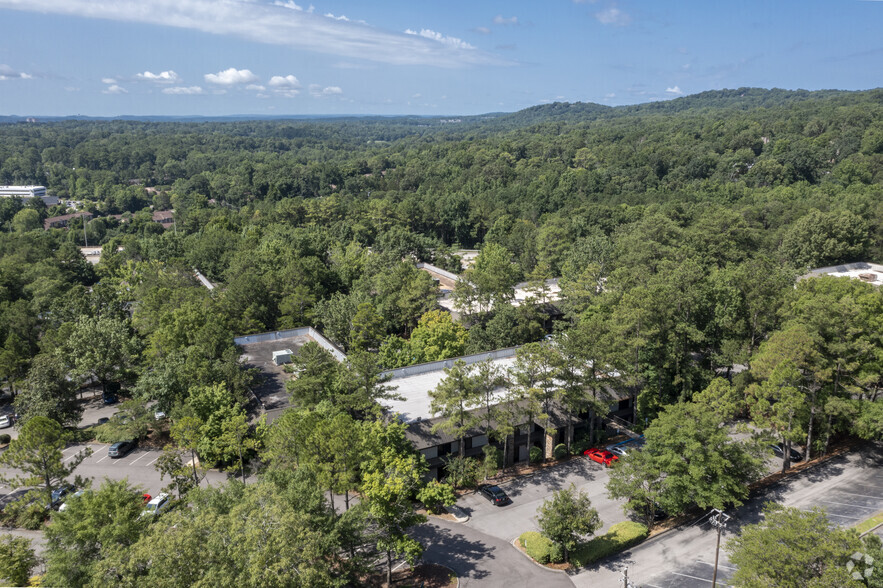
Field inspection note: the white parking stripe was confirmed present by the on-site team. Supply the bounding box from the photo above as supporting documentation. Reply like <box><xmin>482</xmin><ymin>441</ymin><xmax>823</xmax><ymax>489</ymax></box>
<box><xmin>697</xmin><ymin>560</ymin><xmax>737</xmax><ymax>571</ymax></box>
<box><xmin>94</xmin><ymin>454</ymin><xmax>110</xmax><ymax>464</ymax></box>
<box><xmin>818</xmin><ymin>499</ymin><xmax>881</xmax><ymax>510</ymax></box>
<box><xmin>145</xmin><ymin>456</ymin><xmax>161</xmax><ymax>467</ymax></box>
<box><xmin>671</xmin><ymin>571</ymin><xmax>723</xmax><ymax>585</ymax></box>
<box><xmin>832</xmin><ymin>490</ymin><xmax>883</xmax><ymax>500</ymax></box>
<box><xmin>127</xmin><ymin>453</ymin><xmax>152</xmax><ymax>466</ymax></box>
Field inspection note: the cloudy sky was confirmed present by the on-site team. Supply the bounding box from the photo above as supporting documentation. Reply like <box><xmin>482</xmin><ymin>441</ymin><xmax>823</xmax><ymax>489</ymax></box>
<box><xmin>0</xmin><ymin>0</ymin><xmax>881</xmax><ymax>116</ymax></box>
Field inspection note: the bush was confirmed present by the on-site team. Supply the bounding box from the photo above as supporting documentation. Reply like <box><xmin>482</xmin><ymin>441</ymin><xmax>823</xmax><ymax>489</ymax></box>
<box><xmin>529</xmin><ymin>446</ymin><xmax>543</xmax><ymax>463</ymax></box>
<box><xmin>553</xmin><ymin>443</ymin><xmax>567</xmax><ymax>460</ymax></box>
<box><xmin>0</xmin><ymin>434</ymin><xmax>10</xmax><ymax>445</ymax></box>
<box><xmin>571</xmin><ymin>436</ymin><xmax>591</xmax><ymax>455</ymax></box>
<box><xmin>519</xmin><ymin>531</ymin><xmax>563</xmax><ymax>564</ymax></box>
<box><xmin>2</xmin><ymin>493</ymin><xmax>46</xmax><ymax>531</ymax></box>
<box><xmin>443</xmin><ymin>455</ymin><xmax>482</xmax><ymax>489</ymax></box>
<box><xmin>571</xmin><ymin>521</ymin><xmax>649</xmax><ymax>567</ymax></box>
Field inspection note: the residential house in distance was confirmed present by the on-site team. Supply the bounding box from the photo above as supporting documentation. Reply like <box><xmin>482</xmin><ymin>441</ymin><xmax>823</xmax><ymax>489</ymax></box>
<box><xmin>44</xmin><ymin>211</ymin><xmax>93</xmax><ymax>230</ymax></box>
<box><xmin>152</xmin><ymin>210</ymin><xmax>175</xmax><ymax>228</ymax></box>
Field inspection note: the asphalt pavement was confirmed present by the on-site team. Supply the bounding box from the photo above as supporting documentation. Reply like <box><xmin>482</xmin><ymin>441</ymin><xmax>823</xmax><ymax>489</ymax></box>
<box><xmin>570</xmin><ymin>442</ymin><xmax>883</xmax><ymax>588</ymax></box>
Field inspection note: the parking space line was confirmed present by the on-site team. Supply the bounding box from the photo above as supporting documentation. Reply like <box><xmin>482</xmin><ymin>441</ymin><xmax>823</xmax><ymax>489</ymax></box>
<box><xmin>697</xmin><ymin>560</ymin><xmax>737</xmax><ymax>571</ymax></box>
<box><xmin>820</xmin><ymin>512</ymin><xmax>863</xmax><ymax>520</ymax></box>
<box><xmin>127</xmin><ymin>453</ymin><xmax>152</xmax><ymax>466</ymax></box>
<box><xmin>818</xmin><ymin>499</ymin><xmax>881</xmax><ymax>510</ymax></box>
<box><xmin>145</xmin><ymin>456</ymin><xmax>160</xmax><ymax>467</ymax></box>
<box><xmin>671</xmin><ymin>571</ymin><xmax>723</xmax><ymax>585</ymax></box>
<box><xmin>94</xmin><ymin>454</ymin><xmax>110</xmax><ymax>464</ymax></box>
<box><xmin>832</xmin><ymin>490</ymin><xmax>883</xmax><ymax>500</ymax></box>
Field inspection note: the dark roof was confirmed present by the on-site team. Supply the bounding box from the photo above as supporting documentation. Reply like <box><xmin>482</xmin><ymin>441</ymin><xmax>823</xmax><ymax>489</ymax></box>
<box><xmin>152</xmin><ymin>210</ymin><xmax>174</xmax><ymax>222</ymax></box>
<box><xmin>44</xmin><ymin>212</ymin><xmax>93</xmax><ymax>230</ymax></box>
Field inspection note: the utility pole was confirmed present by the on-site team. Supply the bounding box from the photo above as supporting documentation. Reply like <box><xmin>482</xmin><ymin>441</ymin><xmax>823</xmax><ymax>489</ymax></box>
<box><xmin>709</xmin><ymin>508</ymin><xmax>731</xmax><ymax>588</ymax></box>
<box><xmin>620</xmin><ymin>566</ymin><xmax>636</xmax><ymax>588</ymax></box>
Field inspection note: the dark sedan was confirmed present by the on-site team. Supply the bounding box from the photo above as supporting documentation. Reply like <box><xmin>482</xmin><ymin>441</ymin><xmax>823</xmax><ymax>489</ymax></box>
<box><xmin>770</xmin><ymin>443</ymin><xmax>803</xmax><ymax>462</ymax></box>
<box><xmin>108</xmin><ymin>440</ymin><xmax>136</xmax><ymax>458</ymax></box>
<box><xmin>478</xmin><ymin>484</ymin><xmax>511</xmax><ymax>506</ymax></box>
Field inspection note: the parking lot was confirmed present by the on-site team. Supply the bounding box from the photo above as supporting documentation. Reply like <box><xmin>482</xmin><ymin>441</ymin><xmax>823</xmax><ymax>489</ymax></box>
<box><xmin>457</xmin><ymin>456</ymin><xmax>628</xmax><ymax>543</ymax></box>
<box><xmin>634</xmin><ymin>444</ymin><xmax>883</xmax><ymax>588</ymax></box>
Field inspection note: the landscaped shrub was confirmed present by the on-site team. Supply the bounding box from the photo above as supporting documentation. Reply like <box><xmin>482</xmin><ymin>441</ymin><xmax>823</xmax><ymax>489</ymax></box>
<box><xmin>482</xmin><ymin>444</ymin><xmax>502</xmax><ymax>478</ymax></box>
<box><xmin>519</xmin><ymin>531</ymin><xmax>564</xmax><ymax>564</ymax></box>
<box><xmin>570</xmin><ymin>436</ymin><xmax>591</xmax><ymax>455</ymax></box>
<box><xmin>443</xmin><ymin>455</ymin><xmax>482</xmax><ymax>489</ymax></box>
<box><xmin>529</xmin><ymin>446</ymin><xmax>543</xmax><ymax>463</ymax></box>
<box><xmin>571</xmin><ymin>521</ymin><xmax>649</xmax><ymax>567</ymax></box>
<box><xmin>2</xmin><ymin>493</ymin><xmax>46</xmax><ymax>530</ymax></box>
<box><xmin>553</xmin><ymin>443</ymin><xmax>567</xmax><ymax>460</ymax></box>
<box><xmin>0</xmin><ymin>434</ymin><xmax>10</xmax><ymax>445</ymax></box>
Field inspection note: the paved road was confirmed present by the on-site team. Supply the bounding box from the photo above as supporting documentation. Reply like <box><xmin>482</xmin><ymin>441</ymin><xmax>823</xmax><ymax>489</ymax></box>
<box><xmin>458</xmin><ymin>457</ymin><xmax>628</xmax><ymax>544</ymax></box>
<box><xmin>570</xmin><ymin>442</ymin><xmax>883</xmax><ymax>588</ymax></box>
<box><xmin>414</xmin><ymin>516</ymin><xmax>575</xmax><ymax>588</ymax></box>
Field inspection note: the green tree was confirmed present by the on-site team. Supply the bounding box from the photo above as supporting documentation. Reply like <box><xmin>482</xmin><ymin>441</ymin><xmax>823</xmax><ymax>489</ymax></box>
<box><xmin>416</xmin><ymin>480</ymin><xmax>457</xmax><ymax>514</ymax></box>
<box><xmin>605</xmin><ymin>449</ymin><xmax>665</xmax><ymax>529</ymax></box>
<box><xmin>349</xmin><ymin>302</ymin><xmax>385</xmax><ymax>351</ymax></box>
<box><xmin>170</xmin><ymin>414</ymin><xmax>205</xmax><ymax>487</ymax></box>
<box><xmin>726</xmin><ymin>504</ymin><xmax>864</xmax><ymax>588</ymax></box>
<box><xmin>408</xmin><ymin>310</ymin><xmax>468</xmax><ymax>363</ymax></box>
<box><xmin>285</xmin><ymin>342</ymin><xmax>342</xmax><ymax>407</ymax></box>
<box><xmin>11</xmin><ymin>208</ymin><xmax>41</xmax><ymax>233</ymax></box>
<box><xmin>14</xmin><ymin>353</ymin><xmax>81</xmax><ymax>426</ymax></box>
<box><xmin>642</xmin><ymin>401</ymin><xmax>766</xmax><ymax>516</ymax></box>
<box><xmin>43</xmin><ymin>478</ymin><xmax>148</xmax><ymax>587</ymax></box>
<box><xmin>360</xmin><ymin>447</ymin><xmax>427</xmax><ymax>587</ymax></box>
<box><xmin>429</xmin><ymin>360</ymin><xmax>480</xmax><ymax>458</ymax></box>
<box><xmin>779</xmin><ymin>209</ymin><xmax>870</xmax><ymax>269</ymax></box>
<box><xmin>0</xmin><ymin>534</ymin><xmax>38</xmax><ymax>587</ymax></box>
<box><xmin>65</xmin><ymin>315</ymin><xmax>139</xmax><ymax>395</ymax></box>
<box><xmin>0</xmin><ymin>416</ymin><xmax>91</xmax><ymax>506</ymax></box>
<box><xmin>154</xmin><ymin>445</ymin><xmax>200</xmax><ymax>499</ymax></box>
<box><xmin>537</xmin><ymin>483</ymin><xmax>602</xmax><ymax>563</ymax></box>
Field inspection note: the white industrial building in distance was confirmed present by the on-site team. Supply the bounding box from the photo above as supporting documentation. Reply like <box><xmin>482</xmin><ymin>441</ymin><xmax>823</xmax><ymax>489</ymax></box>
<box><xmin>0</xmin><ymin>185</ymin><xmax>47</xmax><ymax>199</ymax></box>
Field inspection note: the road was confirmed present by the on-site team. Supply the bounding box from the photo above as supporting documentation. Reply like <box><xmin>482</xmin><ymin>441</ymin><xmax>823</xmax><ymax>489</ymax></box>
<box><xmin>570</xmin><ymin>442</ymin><xmax>883</xmax><ymax>588</ymax></box>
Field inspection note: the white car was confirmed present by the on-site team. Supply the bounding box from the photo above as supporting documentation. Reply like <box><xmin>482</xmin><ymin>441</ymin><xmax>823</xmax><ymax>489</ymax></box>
<box><xmin>58</xmin><ymin>490</ymin><xmax>85</xmax><ymax>512</ymax></box>
<box><xmin>0</xmin><ymin>414</ymin><xmax>13</xmax><ymax>428</ymax></box>
<box><xmin>141</xmin><ymin>493</ymin><xmax>172</xmax><ymax>518</ymax></box>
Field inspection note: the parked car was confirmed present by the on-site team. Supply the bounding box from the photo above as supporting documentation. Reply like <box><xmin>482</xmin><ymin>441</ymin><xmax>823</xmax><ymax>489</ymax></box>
<box><xmin>96</xmin><ymin>417</ymin><xmax>110</xmax><ymax>425</ymax></box>
<box><xmin>108</xmin><ymin>440</ymin><xmax>136</xmax><ymax>458</ymax></box>
<box><xmin>58</xmin><ymin>490</ymin><xmax>85</xmax><ymax>512</ymax></box>
<box><xmin>477</xmin><ymin>484</ymin><xmax>511</xmax><ymax>506</ymax></box>
<box><xmin>0</xmin><ymin>414</ymin><xmax>13</xmax><ymax>429</ymax></box>
<box><xmin>48</xmin><ymin>485</ymin><xmax>76</xmax><ymax>510</ymax></box>
<box><xmin>607</xmin><ymin>444</ymin><xmax>631</xmax><ymax>458</ymax></box>
<box><xmin>770</xmin><ymin>444</ymin><xmax>803</xmax><ymax>462</ymax></box>
<box><xmin>142</xmin><ymin>493</ymin><xmax>152</xmax><ymax>503</ymax></box>
<box><xmin>141</xmin><ymin>493</ymin><xmax>172</xmax><ymax>518</ymax></box>
<box><xmin>584</xmin><ymin>448</ymin><xmax>619</xmax><ymax>467</ymax></box>
<box><xmin>154</xmin><ymin>410</ymin><xmax>167</xmax><ymax>421</ymax></box>
<box><xmin>102</xmin><ymin>393</ymin><xmax>118</xmax><ymax>405</ymax></box>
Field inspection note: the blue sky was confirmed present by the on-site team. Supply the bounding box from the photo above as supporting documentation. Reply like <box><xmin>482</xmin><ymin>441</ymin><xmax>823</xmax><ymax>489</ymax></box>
<box><xmin>0</xmin><ymin>0</ymin><xmax>881</xmax><ymax>116</ymax></box>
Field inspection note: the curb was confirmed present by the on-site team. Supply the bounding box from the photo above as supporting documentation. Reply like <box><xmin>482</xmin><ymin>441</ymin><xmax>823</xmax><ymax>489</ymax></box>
<box><xmin>445</xmin><ymin>505</ymin><xmax>470</xmax><ymax>523</ymax></box>
<box><xmin>509</xmin><ymin>536</ymin><xmax>570</xmax><ymax>574</ymax></box>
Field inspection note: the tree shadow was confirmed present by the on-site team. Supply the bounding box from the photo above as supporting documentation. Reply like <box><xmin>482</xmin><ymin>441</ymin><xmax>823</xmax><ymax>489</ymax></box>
<box><xmin>501</xmin><ymin>457</ymin><xmax>598</xmax><ymax>498</ymax></box>
<box><xmin>412</xmin><ymin>522</ymin><xmax>493</xmax><ymax>581</ymax></box>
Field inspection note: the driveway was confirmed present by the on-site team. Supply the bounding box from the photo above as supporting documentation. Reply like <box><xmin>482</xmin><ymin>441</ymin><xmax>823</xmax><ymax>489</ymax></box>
<box><xmin>570</xmin><ymin>442</ymin><xmax>883</xmax><ymax>588</ymax></box>
<box><xmin>414</xmin><ymin>516</ymin><xmax>575</xmax><ymax>588</ymax></box>
<box><xmin>457</xmin><ymin>457</ymin><xmax>628</xmax><ymax>544</ymax></box>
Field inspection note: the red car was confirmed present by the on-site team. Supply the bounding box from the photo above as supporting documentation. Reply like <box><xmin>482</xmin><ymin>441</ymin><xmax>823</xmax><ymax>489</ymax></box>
<box><xmin>584</xmin><ymin>448</ymin><xmax>619</xmax><ymax>467</ymax></box>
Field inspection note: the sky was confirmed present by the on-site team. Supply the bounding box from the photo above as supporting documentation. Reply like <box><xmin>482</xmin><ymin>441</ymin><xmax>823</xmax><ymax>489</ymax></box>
<box><xmin>0</xmin><ymin>0</ymin><xmax>881</xmax><ymax>117</ymax></box>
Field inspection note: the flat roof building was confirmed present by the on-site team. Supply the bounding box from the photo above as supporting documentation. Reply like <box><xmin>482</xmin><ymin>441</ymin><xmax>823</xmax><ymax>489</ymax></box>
<box><xmin>799</xmin><ymin>262</ymin><xmax>883</xmax><ymax>286</ymax></box>
<box><xmin>0</xmin><ymin>185</ymin><xmax>46</xmax><ymax>199</ymax></box>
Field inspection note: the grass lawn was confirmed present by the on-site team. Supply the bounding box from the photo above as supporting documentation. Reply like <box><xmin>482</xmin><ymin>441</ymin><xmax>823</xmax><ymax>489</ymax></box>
<box><xmin>854</xmin><ymin>511</ymin><xmax>883</xmax><ymax>535</ymax></box>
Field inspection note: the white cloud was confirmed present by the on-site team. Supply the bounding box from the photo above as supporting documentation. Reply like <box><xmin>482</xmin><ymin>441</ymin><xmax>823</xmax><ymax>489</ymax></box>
<box><xmin>162</xmin><ymin>85</ymin><xmax>203</xmax><ymax>95</ymax></box>
<box><xmin>473</xmin><ymin>26</ymin><xmax>491</xmax><ymax>35</ymax></box>
<box><xmin>0</xmin><ymin>64</ymin><xmax>32</xmax><ymax>80</ymax></box>
<box><xmin>0</xmin><ymin>0</ymin><xmax>510</xmax><ymax>67</ymax></box>
<box><xmin>309</xmin><ymin>84</ymin><xmax>343</xmax><ymax>97</ymax></box>
<box><xmin>204</xmin><ymin>68</ymin><xmax>259</xmax><ymax>85</ymax></box>
<box><xmin>493</xmin><ymin>15</ymin><xmax>518</xmax><ymax>25</ymax></box>
<box><xmin>595</xmin><ymin>5</ymin><xmax>631</xmax><ymax>26</ymax></box>
<box><xmin>324</xmin><ymin>12</ymin><xmax>349</xmax><ymax>21</ymax></box>
<box><xmin>404</xmin><ymin>28</ymin><xmax>474</xmax><ymax>50</ymax></box>
<box><xmin>412</xmin><ymin>93</ymin><xmax>422</xmax><ymax>98</ymax></box>
<box><xmin>101</xmin><ymin>77</ymin><xmax>117</xmax><ymax>84</ymax></box>
<box><xmin>103</xmin><ymin>84</ymin><xmax>128</xmax><ymax>94</ymax></box>
<box><xmin>136</xmin><ymin>70</ymin><xmax>179</xmax><ymax>83</ymax></box>
<box><xmin>246</xmin><ymin>84</ymin><xmax>265</xmax><ymax>91</ymax></box>
<box><xmin>605</xmin><ymin>92</ymin><xmax>616</xmax><ymax>98</ymax></box>
<box><xmin>268</xmin><ymin>74</ymin><xmax>301</xmax><ymax>88</ymax></box>
<box><xmin>665</xmin><ymin>86</ymin><xmax>683</xmax><ymax>95</ymax></box>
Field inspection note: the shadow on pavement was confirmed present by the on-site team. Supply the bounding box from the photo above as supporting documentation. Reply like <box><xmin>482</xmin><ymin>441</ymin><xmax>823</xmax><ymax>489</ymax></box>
<box><xmin>502</xmin><ymin>457</ymin><xmax>598</xmax><ymax>498</ymax></box>
<box><xmin>413</xmin><ymin>522</ymin><xmax>492</xmax><ymax>581</ymax></box>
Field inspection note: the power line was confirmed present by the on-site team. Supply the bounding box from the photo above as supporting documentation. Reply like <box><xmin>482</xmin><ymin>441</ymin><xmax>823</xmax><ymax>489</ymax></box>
<box><xmin>709</xmin><ymin>508</ymin><xmax>731</xmax><ymax>588</ymax></box>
